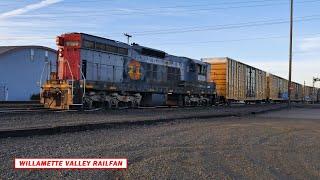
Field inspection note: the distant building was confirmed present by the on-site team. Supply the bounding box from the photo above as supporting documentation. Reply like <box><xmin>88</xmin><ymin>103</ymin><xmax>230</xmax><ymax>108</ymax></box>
<box><xmin>0</xmin><ymin>46</ymin><xmax>56</xmax><ymax>101</ymax></box>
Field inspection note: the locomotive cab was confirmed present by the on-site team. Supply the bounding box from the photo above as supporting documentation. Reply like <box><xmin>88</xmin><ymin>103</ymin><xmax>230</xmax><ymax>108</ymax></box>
<box><xmin>41</xmin><ymin>34</ymin><xmax>84</xmax><ymax>109</ymax></box>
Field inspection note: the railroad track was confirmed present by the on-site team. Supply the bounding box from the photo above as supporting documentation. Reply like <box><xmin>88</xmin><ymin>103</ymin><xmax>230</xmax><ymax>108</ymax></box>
<box><xmin>0</xmin><ymin>105</ymin><xmax>179</xmax><ymax>114</ymax></box>
<box><xmin>0</xmin><ymin>108</ymin><xmax>60</xmax><ymax>114</ymax></box>
<box><xmin>0</xmin><ymin>106</ymin><xmax>74</xmax><ymax>114</ymax></box>
<box><xmin>0</xmin><ymin>103</ymin><xmax>269</xmax><ymax>114</ymax></box>
<box><xmin>0</xmin><ymin>104</ymin><xmax>289</xmax><ymax>138</ymax></box>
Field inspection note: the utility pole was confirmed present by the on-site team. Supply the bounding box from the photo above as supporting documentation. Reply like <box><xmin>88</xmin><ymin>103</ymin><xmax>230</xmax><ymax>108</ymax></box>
<box><xmin>288</xmin><ymin>0</ymin><xmax>294</xmax><ymax>108</ymax></box>
<box><xmin>124</xmin><ymin>33</ymin><xmax>132</xmax><ymax>44</ymax></box>
<box><xmin>303</xmin><ymin>81</ymin><xmax>306</xmax><ymax>103</ymax></box>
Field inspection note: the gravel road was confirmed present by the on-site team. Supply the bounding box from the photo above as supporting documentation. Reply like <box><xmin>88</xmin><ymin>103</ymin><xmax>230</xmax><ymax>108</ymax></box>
<box><xmin>1</xmin><ymin>106</ymin><xmax>320</xmax><ymax>179</ymax></box>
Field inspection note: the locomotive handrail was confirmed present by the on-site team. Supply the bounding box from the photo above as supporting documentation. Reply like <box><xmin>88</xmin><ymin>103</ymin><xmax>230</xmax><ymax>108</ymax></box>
<box><xmin>65</xmin><ymin>59</ymin><xmax>74</xmax><ymax>101</ymax></box>
<box><xmin>79</xmin><ymin>64</ymin><xmax>86</xmax><ymax>99</ymax></box>
<box><xmin>39</xmin><ymin>60</ymin><xmax>49</xmax><ymax>100</ymax></box>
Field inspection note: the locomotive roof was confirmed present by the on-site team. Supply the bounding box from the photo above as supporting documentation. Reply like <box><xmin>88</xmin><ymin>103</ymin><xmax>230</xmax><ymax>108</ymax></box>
<box><xmin>64</xmin><ymin>32</ymin><xmax>208</xmax><ymax>65</ymax></box>
<box><xmin>64</xmin><ymin>32</ymin><xmax>130</xmax><ymax>49</ymax></box>
<box><xmin>170</xmin><ymin>55</ymin><xmax>208</xmax><ymax>65</ymax></box>
<box><xmin>0</xmin><ymin>46</ymin><xmax>56</xmax><ymax>56</ymax></box>
<box><xmin>131</xmin><ymin>43</ymin><xmax>166</xmax><ymax>53</ymax></box>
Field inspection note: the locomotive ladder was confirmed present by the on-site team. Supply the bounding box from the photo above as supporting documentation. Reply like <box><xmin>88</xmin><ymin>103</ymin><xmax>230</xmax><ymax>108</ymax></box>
<box><xmin>79</xmin><ymin>64</ymin><xmax>86</xmax><ymax>105</ymax></box>
<box><xmin>65</xmin><ymin>60</ymin><xmax>87</xmax><ymax>109</ymax></box>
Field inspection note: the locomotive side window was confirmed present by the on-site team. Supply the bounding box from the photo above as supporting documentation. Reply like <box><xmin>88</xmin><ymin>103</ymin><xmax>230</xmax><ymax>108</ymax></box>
<box><xmin>196</xmin><ymin>64</ymin><xmax>206</xmax><ymax>75</ymax></box>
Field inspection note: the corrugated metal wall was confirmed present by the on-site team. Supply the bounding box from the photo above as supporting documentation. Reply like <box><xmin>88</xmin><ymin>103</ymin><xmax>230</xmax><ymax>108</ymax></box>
<box><xmin>0</xmin><ymin>48</ymin><xmax>56</xmax><ymax>101</ymax></box>
<box><xmin>267</xmin><ymin>74</ymin><xmax>289</xmax><ymax>101</ymax></box>
<box><xmin>206</xmin><ymin>57</ymin><xmax>267</xmax><ymax>101</ymax></box>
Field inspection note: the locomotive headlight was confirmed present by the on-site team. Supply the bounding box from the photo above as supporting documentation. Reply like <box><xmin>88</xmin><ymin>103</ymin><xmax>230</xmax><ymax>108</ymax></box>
<box><xmin>58</xmin><ymin>48</ymin><xmax>64</xmax><ymax>57</ymax></box>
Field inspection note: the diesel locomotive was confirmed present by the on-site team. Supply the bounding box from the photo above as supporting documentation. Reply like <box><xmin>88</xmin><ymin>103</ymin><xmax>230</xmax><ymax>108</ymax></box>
<box><xmin>41</xmin><ymin>33</ymin><xmax>216</xmax><ymax>109</ymax></box>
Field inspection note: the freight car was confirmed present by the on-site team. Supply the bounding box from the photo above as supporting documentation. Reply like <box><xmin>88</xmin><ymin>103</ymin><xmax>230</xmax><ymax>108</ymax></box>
<box><xmin>288</xmin><ymin>82</ymin><xmax>302</xmax><ymax>102</ymax></box>
<box><xmin>303</xmin><ymin>86</ymin><xmax>314</xmax><ymax>102</ymax></box>
<box><xmin>41</xmin><ymin>33</ymin><xmax>215</xmax><ymax>109</ymax></box>
<box><xmin>304</xmin><ymin>86</ymin><xmax>319</xmax><ymax>103</ymax></box>
<box><xmin>203</xmin><ymin>57</ymin><xmax>267</xmax><ymax>104</ymax></box>
<box><xmin>267</xmin><ymin>74</ymin><xmax>319</xmax><ymax>103</ymax></box>
<box><xmin>267</xmin><ymin>73</ymin><xmax>288</xmax><ymax>102</ymax></box>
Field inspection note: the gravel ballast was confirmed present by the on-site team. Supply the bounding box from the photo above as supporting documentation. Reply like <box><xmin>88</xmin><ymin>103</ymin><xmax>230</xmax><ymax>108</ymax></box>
<box><xmin>0</xmin><ymin>104</ymin><xmax>286</xmax><ymax>132</ymax></box>
<box><xmin>1</xmin><ymin>106</ymin><xmax>320</xmax><ymax>179</ymax></box>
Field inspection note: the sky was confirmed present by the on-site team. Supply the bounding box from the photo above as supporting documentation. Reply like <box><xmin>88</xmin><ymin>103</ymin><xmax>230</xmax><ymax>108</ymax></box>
<box><xmin>0</xmin><ymin>0</ymin><xmax>320</xmax><ymax>87</ymax></box>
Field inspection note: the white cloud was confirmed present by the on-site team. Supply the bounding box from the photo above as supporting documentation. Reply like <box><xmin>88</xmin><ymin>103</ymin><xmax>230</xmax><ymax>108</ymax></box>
<box><xmin>0</xmin><ymin>0</ymin><xmax>63</xmax><ymax>20</ymax></box>
<box><xmin>298</xmin><ymin>36</ymin><xmax>320</xmax><ymax>52</ymax></box>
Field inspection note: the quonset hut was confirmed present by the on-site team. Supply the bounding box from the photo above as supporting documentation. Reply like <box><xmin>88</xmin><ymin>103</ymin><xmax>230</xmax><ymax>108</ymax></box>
<box><xmin>0</xmin><ymin>46</ymin><xmax>56</xmax><ymax>101</ymax></box>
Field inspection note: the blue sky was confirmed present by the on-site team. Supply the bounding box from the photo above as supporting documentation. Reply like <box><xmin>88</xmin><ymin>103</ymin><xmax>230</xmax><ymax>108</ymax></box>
<box><xmin>0</xmin><ymin>0</ymin><xmax>320</xmax><ymax>86</ymax></box>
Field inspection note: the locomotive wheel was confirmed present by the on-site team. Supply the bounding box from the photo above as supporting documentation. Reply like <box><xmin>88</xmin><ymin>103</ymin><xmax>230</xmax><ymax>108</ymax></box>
<box><xmin>127</xmin><ymin>101</ymin><xmax>133</xmax><ymax>108</ymax></box>
<box><xmin>191</xmin><ymin>101</ymin><xmax>198</xmax><ymax>107</ymax></box>
<box><xmin>128</xmin><ymin>100</ymin><xmax>139</xmax><ymax>108</ymax></box>
<box><xmin>83</xmin><ymin>97</ymin><xmax>93</xmax><ymax>110</ymax></box>
<box><xmin>110</xmin><ymin>98</ymin><xmax>119</xmax><ymax>109</ymax></box>
<box><xmin>133</xmin><ymin>100</ymin><xmax>139</xmax><ymax>108</ymax></box>
<box><xmin>184</xmin><ymin>97</ymin><xmax>191</xmax><ymax>106</ymax></box>
<box><xmin>202</xmin><ymin>99</ymin><xmax>209</xmax><ymax>106</ymax></box>
<box><xmin>104</xmin><ymin>101</ymin><xmax>111</xmax><ymax>109</ymax></box>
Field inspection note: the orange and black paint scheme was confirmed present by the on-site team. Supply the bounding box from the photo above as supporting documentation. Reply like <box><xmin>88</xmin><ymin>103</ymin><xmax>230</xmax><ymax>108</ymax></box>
<box><xmin>128</xmin><ymin>60</ymin><xmax>142</xmax><ymax>80</ymax></box>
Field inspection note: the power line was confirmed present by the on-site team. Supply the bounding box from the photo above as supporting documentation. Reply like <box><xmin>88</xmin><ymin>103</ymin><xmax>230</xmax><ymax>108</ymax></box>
<box><xmin>10</xmin><ymin>0</ymin><xmax>320</xmax><ymax>18</ymax></box>
<box><xmin>144</xmin><ymin>32</ymin><xmax>320</xmax><ymax>46</ymax></box>
<box><xmin>1</xmin><ymin>14</ymin><xmax>320</xmax><ymax>42</ymax></box>
<box><xmin>130</xmin><ymin>14</ymin><xmax>320</xmax><ymax>34</ymax></box>
<box><xmin>2</xmin><ymin>32</ymin><xmax>320</xmax><ymax>45</ymax></box>
<box><xmin>59</xmin><ymin>0</ymin><xmax>288</xmax><ymax>7</ymax></box>
<box><xmin>2</xmin><ymin>12</ymin><xmax>320</xmax><ymax>35</ymax></box>
<box><xmin>129</xmin><ymin>15</ymin><xmax>320</xmax><ymax>36</ymax></box>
